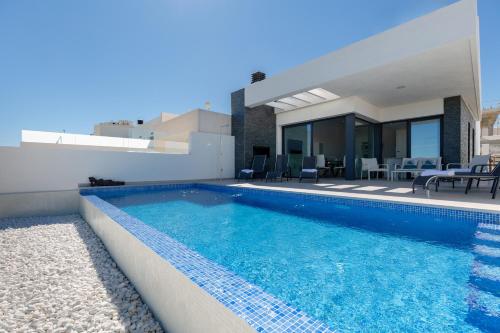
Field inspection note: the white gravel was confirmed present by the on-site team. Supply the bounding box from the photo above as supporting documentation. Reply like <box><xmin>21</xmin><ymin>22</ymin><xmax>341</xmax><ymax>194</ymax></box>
<box><xmin>0</xmin><ymin>215</ymin><xmax>163</xmax><ymax>333</ymax></box>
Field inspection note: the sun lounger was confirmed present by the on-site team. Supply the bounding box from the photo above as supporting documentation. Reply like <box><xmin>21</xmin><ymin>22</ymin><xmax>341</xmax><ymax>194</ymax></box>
<box><xmin>412</xmin><ymin>163</ymin><xmax>500</xmax><ymax>199</ymax></box>
<box><xmin>446</xmin><ymin>154</ymin><xmax>491</xmax><ymax>188</ymax></box>
<box><xmin>266</xmin><ymin>154</ymin><xmax>289</xmax><ymax>182</ymax></box>
<box><xmin>299</xmin><ymin>156</ymin><xmax>318</xmax><ymax>183</ymax></box>
<box><xmin>238</xmin><ymin>155</ymin><xmax>267</xmax><ymax>180</ymax></box>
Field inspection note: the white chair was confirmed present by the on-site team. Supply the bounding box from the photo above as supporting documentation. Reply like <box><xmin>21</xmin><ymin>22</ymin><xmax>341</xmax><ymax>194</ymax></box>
<box><xmin>333</xmin><ymin>156</ymin><xmax>346</xmax><ymax>177</ymax></box>
<box><xmin>361</xmin><ymin>158</ymin><xmax>389</xmax><ymax>180</ymax></box>
<box><xmin>317</xmin><ymin>154</ymin><xmax>326</xmax><ymax>168</ymax></box>
<box><xmin>316</xmin><ymin>154</ymin><xmax>330</xmax><ymax>177</ymax></box>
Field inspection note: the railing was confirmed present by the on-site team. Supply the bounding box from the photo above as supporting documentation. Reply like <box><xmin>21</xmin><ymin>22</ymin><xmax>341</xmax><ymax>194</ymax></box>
<box><xmin>20</xmin><ymin>130</ymin><xmax>189</xmax><ymax>154</ymax></box>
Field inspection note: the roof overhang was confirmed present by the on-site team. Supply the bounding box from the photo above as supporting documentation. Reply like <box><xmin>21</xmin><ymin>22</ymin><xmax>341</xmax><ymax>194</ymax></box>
<box><xmin>244</xmin><ymin>0</ymin><xmax>481</xmax><ymax>120</ymax></box>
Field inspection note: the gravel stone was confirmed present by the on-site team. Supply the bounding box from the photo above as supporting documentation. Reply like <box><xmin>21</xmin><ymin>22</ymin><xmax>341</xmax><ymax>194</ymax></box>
<box><xmin>0</xmin><ymin>215</ymin><xmax>163</xmax><ymax>333</ymax></box>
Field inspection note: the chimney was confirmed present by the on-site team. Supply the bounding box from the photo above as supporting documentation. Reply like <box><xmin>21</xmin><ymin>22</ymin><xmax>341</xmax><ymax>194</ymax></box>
<box><xmin>251</xmin><ymin>71</ymin><xmax>266</xmax><ymax>84</ymax></box>
<box><xmin>137</xmin><ymin>120</ymin><xmax>144</xmax><ymax>125</ymax></box>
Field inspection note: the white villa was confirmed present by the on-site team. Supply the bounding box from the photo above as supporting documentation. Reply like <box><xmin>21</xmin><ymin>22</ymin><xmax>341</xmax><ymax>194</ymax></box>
<box><xmin>232</xmin><ymin>0</ymin><xmax>481</xmax><ymax>180</ymax></box>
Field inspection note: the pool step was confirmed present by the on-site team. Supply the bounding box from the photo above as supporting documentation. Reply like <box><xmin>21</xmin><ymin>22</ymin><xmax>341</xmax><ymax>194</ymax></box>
<box><xmin>466</xmin><ymin>225</ymin><xmax>500</xmax><ymax>332</ymax></box>
<box><xmin>473</xmin><ymin>244</ymin><xmax>500</xmax><ymax>258</ymax></box>
<box><xmin>476</xmin><ymin>231</ymin><xmax>500</xmax><ymax>243</ymax></box>
<box><xmin>470</xmin><ymin>258</ymin><xmax>500</xmax><ymax>295</ymax></box>
<box><xmin>466</xmin><ymin>308</ymin><xmax>500</xmax><ymax>333</ymax></box>
<box><xmin>477</xmin><ymin>223</ymin><xmax>500</xmax><ymax>235</ymax></box>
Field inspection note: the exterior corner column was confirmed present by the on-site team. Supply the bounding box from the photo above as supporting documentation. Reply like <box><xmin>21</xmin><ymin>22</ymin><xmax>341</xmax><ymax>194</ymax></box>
<box><xmin>345</xmin><ymin>113</ymin><xmax>356</xmax><ymax>180</ymax></box>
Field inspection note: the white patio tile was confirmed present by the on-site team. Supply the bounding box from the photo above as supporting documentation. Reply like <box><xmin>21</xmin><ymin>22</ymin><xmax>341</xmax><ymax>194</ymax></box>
<box><xmin>326</xmin><ymin>184</ymin><xmax>360</xmax><ymax>189</ymax></box>
<box><xmin>353</xmin><ymin>186</ymin><xmax>387</xmax><ymax>192</ymax></box>
<box><xmin>385</xmin><ymin>188</ymin><xmax>414</xmax><ymax>194</ymax></box>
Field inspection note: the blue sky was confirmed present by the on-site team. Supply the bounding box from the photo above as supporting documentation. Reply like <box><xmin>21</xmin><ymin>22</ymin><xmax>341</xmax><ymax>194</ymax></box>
<box><xmin>1</xmin><ymin>0</ymin><xmax>499</xmax><ymax>146</ymax></box>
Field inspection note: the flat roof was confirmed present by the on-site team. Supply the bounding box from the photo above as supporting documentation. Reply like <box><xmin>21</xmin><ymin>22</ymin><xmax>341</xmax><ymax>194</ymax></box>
<box><xmin>245</xmin><ymin>0</ymin><xmax>481</xmax><ymax>120</ymax></box>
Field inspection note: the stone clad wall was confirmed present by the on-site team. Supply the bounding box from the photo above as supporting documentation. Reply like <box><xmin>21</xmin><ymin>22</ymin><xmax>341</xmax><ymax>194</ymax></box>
<box><xmin>231</xmin><ymin>89</ymin><xmax>246</xmax><ymax>175</ymax></box>
<box><xmin>231</xmin><ymin>89</ymin><xmax>276</xmax><ymax>176</ymax></box>
<box><xmin>443</xmin><ymin>96</ymin><xmax>475</xmax><ymax>165</ymax></box>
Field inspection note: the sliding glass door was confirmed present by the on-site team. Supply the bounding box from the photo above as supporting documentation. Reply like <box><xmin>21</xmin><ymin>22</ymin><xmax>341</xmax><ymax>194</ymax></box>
<box><xmin>283</xmin><ymin>124</ymin><xmax>311</xmax><ymax>177</ymax></box>
<box><xmin>312</xmin><ymin>117</ymin><xmax>345</xmax><ymax>168</ymax></box>
<box><xmin>382</xmin><ymin>121</ymin><xmax>407</xmax><ymax>159</ymax></box>
<box><xmin>354</xmin><ymin>118</ymin><xmax>375</xmax><ymax>178</ymax></box>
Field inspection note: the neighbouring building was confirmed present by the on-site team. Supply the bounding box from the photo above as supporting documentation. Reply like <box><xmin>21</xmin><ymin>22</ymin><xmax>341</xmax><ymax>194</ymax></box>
<box><xmin>480</xmin><ymin>106</ymin><xmax>500</xmax><ymax>157</ymax></box>
<box><xmin>93</xmin><ymin>120</ymin><xmax>135</xmax><ymax>138</ymax></box>
<box><xmin>94</xmin><ymin>108</ymin><xmax>231</xmax><ymax>143</ymax></box>
<box><xmin>231</xmin><ymin>0</ymin><xmax>481</xmax><ymax>179</ymax></box>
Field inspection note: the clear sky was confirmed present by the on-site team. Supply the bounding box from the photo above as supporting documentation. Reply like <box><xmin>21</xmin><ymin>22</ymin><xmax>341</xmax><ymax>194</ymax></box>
<box><xmin>1</xmin><ymin>0</ymin><xmax>499</xmax><ymax>146</ymax></box>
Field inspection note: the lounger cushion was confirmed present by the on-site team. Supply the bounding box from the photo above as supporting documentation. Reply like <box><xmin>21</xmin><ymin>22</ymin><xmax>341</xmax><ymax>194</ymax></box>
<box><xmin>448</xmin><ymin>168</ymin><xmax>471</xmax><ymax>173</ymax></box>
<box><xmin>302</xmin><ymin>169</ymin><xmax>318</xmax><ymax>173</ymax></box>
<box><xmin>240</xmin><ymin>169</ymin><xmax>253</xmax><ymax>174</ymax></box>
<box><xmin>421</xmin><ymin>160</ymin><xmax>437</xmax><ymax>169</ymax></box>
<box><xmin>403</xmin><ymin>161</ymin><xmax>417</xmax><ymax>169</ymax></box>
<box><xmin>421</xmin><ymin>170</ymin><xmax>455</xmax><ymax>176</ymax></box>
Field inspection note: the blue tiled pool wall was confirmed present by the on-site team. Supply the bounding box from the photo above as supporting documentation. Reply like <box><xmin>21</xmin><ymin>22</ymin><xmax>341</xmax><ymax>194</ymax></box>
<box><xmin>82</xmin><ymin>194</ymin><xmax>334</xmax><ymax>333</ymax></box>
<box><xmin>80</xmin><ymin>183</ymin><xmax>500</xmax><ymax>225</ymax></box>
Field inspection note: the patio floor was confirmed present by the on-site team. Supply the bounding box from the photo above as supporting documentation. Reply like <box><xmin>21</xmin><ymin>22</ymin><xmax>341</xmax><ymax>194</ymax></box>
<box><xmin>201</xmin><ymin>177</ymin><xmax>500</xmax><ymax>214</ymax></box>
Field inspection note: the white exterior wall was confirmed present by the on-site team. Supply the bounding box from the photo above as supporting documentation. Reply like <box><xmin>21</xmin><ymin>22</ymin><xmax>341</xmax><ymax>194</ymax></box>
<box><xmin>378</xmin><ymin>99</ymin><xmax>444</xmax><ymax>122</ymax></box>
<box><xmin>476</xmin><ymin>120</ymin><xmax>482</xmax><ymax>155</ymax></box>
<box><xmin>198</xmin><ymin>110</ymin><xmax>231</xmax><ymax>136</ymax></box>
<box><xmin>129</xmin><ymin>126</ymin><xmax>155</xmax><ymax>140</ymax></box>
<box><xmin>0</xmin><ymin>132</ymin><xmax>234</xmax><ymax>195</ymax></box>
<box><xmin>150</xmin><ymin>109</ymin><xmax>231</xmax><ymax>143</ymax></box>
<box><xmin>94</xmin><ymin>123</ymin><xmax>134</xmax><ymax>138</ymax></box>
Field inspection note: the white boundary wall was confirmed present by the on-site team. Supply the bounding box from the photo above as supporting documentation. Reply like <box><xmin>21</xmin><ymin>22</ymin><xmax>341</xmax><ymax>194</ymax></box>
<box><xmin>0</xmin><ymin>132</ymin><xmax>234</xmax><ymax>217</ymax></box>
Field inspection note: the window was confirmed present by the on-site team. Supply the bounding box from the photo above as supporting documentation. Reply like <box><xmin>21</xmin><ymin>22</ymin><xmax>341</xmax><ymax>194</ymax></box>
<box><xmin>410</xmin><ymin>118</ymin><xmax>440</xmax><ymax>157</ymax></box>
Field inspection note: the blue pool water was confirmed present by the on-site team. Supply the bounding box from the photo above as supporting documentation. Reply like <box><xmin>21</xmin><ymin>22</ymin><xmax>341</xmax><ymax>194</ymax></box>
<box><xmin>101</xmin><ymin>186</ymin><xmax>500</xmax><ymax>332</ymax></box>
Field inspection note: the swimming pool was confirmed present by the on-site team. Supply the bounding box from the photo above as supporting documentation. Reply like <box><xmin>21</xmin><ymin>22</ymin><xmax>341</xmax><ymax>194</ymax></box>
<box><xmin>82</xmin><ymin>184</ymin><xmax>500</xmax><ymax>332</ymax></box>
